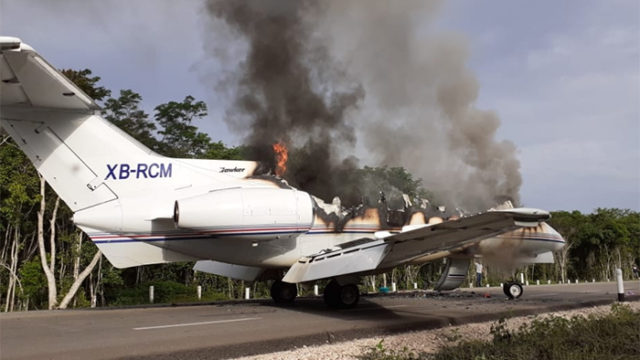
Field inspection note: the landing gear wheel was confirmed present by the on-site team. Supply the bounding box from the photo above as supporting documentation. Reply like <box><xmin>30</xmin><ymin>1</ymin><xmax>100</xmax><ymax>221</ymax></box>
<box><xmin>339</xmin><ymin>284</ymin><xmax>360</xmax><ymax>309</ymax></box>
<box><xmin>324</xmin><ymin>280</ymin><xmax>341</xmax><ymax>308</ymax></box>
<box><xmin>270</xmin><ymin>280</ymin><xmax>297</xmax><ymax>304</ymax></box>
<box><xmin>323</xmin><ymin>280</ymin><xmax>360</xmax><ymax>309</ymax></box>
<box><xmin>503</xmin><ymin>282</ymin><xmax>523</xmax><ymax>299</ymax></box>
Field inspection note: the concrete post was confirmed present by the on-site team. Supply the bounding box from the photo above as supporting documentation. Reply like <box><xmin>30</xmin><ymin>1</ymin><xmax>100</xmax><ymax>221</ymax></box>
<box><xmin>414</xmin><ymin>282</ymin><xmax>418</xmax><ymax>290</ymax></box>
<box><xmin>536</xmin><ymin>280</ymin><xmax>540</xmax><ymax>285</ymax></box>
<box><xmin>197</xmin><ymin>285</ymin><xmax>202</xmax><ymax>300</ymax></box>
<box><xmin>392</xmin><ymin>282</ymin><xmax>397</xmax><ymax>292</ymax></box>
<box><xmin>149</xmin><ymin>285</ymin><xmax>154</xmax><ymax>304</ymax></box>
<box><xmin>314</xmin><ymin>284</ymin><xmax>319</xmax><ymax>296</ymax></box>
<box><xmin>548</xmin><ymin>280</ymin><xmax>551</xmax><ymax>285</ymax></box>
<box><xmin>525</xmin><ymin>280</ymin><xmax>529</xmax><ymax>286</ymax></box>
<box><xmin>616</xmin><ymin>268</ymin><xmax>624</xmax><ymax>302</ymax></box>
<box><xmin>486</xmin><ymin>284</ymin><xmax>490</xmax><ymax>288</ymax></box>
<box><xmin>576</xmin><ymin>279</ymin><xmax>579</xmax><ymax>284</ymax></box>
<box><xmin>245</xmin><ymin>287</ymin><xmax>250</xmax><ymax>300</ymax></box>
<box><xmin>520</xmin><ymin>273</ymin><xmax>524</xmax><ymax>285</ymax></box>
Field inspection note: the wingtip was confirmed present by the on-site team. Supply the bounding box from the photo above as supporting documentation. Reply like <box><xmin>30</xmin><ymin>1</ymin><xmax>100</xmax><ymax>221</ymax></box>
<box><xmin>491</xmin><ymin>207</ymin><xmax>551</xmax><ymax>226</ymax></box>
<box><xmin>492</xmin><ymin>207</ymin><xmax>550</xmax><ymax>217</ymax></box>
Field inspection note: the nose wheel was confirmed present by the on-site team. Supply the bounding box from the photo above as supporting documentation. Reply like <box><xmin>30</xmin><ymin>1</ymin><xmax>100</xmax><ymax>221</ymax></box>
<box><xmin>503</xmin><ymin>282</ymin><xmax>523</xmax><ymax>299</ymax></box>
<box><xmin>271</xmin><ymin>280</ymin><xmax>297</xmax><ymax>304</ymax></box>
<box><xmin>323</xmin><ymin>280</ymin><xmax>360</xmax><ymax>308</ymax></box>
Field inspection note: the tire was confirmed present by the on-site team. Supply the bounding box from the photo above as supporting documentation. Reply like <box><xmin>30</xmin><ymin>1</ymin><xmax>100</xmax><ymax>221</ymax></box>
<box><xmin>271</xmin><ymin>280</ymin><xmax>297</xmax><ymax>304</ymax></box>
<box><xmin>323</xmin><ymin>280</ymin><xmax>341</xmax><ymax>308</ymax></box>
<box><xmin>503</xmin><ymin>282</ymin><xmax>511</xmax><ymax>297</ymax></box>
<box><xmin>505</xmin><ymin>282</ymin><xmax>523</xmax><ymax>299</ymax></box>
<box><xmin>324</xmin><ymin>281</ymin><xmax>360</xmax><ymax>309</ymax></box>
<box><xmin>339</xmin><ymin>284</ymin><xmax>360</xmax><ymax>309</ymax></box>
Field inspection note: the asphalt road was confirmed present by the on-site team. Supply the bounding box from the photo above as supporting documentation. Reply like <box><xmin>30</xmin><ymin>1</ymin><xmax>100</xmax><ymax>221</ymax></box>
<box><xmin>1</xmin><ymin>281</ymin><xmax>638</xmax><ymax>360</ymax></box>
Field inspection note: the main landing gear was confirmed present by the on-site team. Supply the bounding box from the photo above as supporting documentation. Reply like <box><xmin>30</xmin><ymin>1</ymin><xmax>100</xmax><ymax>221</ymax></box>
<box><xmin>270</xmin><ymin>279</ymin><xmax>361</xmax><ymax>308</ymax></box>
<box><xmin>323</xmin><ymin>280</ymin><xmax>360</xmax><ymax>309</ymax></box>
<box><xmin>270</xmin><ymin>280</ymin><xmax>297</xmax><ymax>304</ymax></box>
<box><xmin>503</xmin><ymin>282</ymin><xmax>523</xmax><ymax>299</ymax></box>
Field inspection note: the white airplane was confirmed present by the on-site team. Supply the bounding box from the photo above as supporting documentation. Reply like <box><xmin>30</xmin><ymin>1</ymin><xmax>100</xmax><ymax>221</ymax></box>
<box><xmin>0</xmin><ymin>37</ymin><xmax>565</xmax><ymax>308</ymax></box>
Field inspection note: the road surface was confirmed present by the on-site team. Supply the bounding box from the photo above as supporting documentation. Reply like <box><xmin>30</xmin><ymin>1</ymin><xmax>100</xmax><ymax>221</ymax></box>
<box><xmin>1</xmin><ymin>281</ymin><xmax>638</xmax><ymax>359</ymax></box>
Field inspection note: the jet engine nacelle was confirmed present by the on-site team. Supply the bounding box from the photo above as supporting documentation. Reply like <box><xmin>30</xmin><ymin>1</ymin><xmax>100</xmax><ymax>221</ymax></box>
<box><xmin>174</xmin><ymin>187</ymin><xmax>314</xmax><ymax>240</ymax></box>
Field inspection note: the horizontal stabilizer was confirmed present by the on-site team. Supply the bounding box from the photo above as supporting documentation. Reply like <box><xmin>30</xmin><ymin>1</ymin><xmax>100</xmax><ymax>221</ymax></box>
<box><xmin>1</xmin><ymin>37</ymin><xmax>98</xmax><ymax>110</ymax></box>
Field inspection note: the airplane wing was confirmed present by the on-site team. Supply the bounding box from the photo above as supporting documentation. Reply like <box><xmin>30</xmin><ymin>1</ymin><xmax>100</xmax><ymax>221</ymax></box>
<box><xmin>282</xmin><ymin>208</ymin><xmax>550</xmax><ymax>283</ymax></box>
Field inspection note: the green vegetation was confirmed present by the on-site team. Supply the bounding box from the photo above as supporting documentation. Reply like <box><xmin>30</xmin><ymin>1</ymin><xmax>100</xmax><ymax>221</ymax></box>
<box><xmin>549</xmin><ymin>209</ymin><xmax>640</xmax><ymax>284</ymax></box>
<box><xmin>359</xmin><ymin>340</ymin><xmax>423</xmax><ymax>360</ymax></box>
<box><xmin>359</xmin><ymin>304</ymin><xmax>640</xmax><ymax>360</ymax></box>
<box><xmin>107</xmin><ymin>281</ymin><xmax>228</xmax><ymax>306</ymax></box>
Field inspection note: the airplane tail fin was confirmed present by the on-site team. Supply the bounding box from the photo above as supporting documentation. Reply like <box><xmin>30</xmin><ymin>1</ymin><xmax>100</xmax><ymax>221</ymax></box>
<box><xmin>1</xmin><ymin>37</ymin><xmax>158</xmax><ymax>211</ymax></box>
<box><xmin>1</xmin><ymin>37</ymin><xmax>264</xmax><ymax>268</ymax></box>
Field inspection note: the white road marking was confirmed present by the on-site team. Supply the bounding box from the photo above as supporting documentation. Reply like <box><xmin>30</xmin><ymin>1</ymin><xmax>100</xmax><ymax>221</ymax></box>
<box><xmin>346</xmin><ymin>304</ymin><xmax>408</xmax><ymax>312</ymax></box>
<box><xmin>133</xmin><ymin>317</ymin><xmax>261</xmax><ymax>330</ymax></box>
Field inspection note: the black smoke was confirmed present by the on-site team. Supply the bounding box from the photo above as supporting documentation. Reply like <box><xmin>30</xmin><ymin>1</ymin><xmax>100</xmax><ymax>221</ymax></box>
<box><xmin>204</xmin><ymin>0</ymin><xmax>364</xmax><ymax>203</ymax></box>
<box><xmin>202</xmin><ymin>0</ymin><xmax>523</xmax><ymax>211</ymax></box>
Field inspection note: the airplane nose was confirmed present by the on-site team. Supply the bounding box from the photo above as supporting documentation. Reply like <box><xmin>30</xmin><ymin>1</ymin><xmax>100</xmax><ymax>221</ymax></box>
<box><xmin>543</xmin><ymin>223</ymin><xmax>566</xmax><ymax>250</ymax></box>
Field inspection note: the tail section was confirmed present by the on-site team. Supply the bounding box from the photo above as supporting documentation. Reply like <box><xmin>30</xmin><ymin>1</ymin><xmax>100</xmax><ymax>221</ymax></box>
<box><xmin>1</xmin><ymin>37</ymin><xmax>161</xmax><ymax>211</ymax></box>
<box><xmin>1</xmin><ymin>37</ymin><xmax>265</xmax><ymax>269</ymax></box>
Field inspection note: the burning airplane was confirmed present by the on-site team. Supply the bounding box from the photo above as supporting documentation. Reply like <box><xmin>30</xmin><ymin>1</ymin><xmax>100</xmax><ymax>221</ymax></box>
<box><xmin>0</xmin><ymin>37</ymin><xmax>564</xmax><ymax>308</ymax></box>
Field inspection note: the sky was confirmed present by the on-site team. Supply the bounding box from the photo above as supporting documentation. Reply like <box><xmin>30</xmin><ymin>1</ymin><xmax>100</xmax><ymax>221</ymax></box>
<box><xmin>1</xmin><ymin>0</ymin><xmax>638</xmax><ymax>213</ymax></box>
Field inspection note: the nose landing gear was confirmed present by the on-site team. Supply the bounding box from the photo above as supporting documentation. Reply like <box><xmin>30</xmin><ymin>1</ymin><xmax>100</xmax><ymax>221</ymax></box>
<box><xmin>503</xmin><ymin>282</ymin><xmax>523</xmax><ymax>299</ymax></box>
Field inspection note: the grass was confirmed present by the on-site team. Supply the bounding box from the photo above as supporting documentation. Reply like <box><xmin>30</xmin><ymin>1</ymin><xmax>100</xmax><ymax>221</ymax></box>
<box><xmin>359</xmin><ymin>304</ymin><xmax>640</xmax><ymax>360</ymax></box>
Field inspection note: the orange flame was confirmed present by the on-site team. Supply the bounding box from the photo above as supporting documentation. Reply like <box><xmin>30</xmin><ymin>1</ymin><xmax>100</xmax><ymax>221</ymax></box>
<box><xmin>273</xmin><ymin>141</ymin><xmax>288</xmax><ymax>177</ymax></box>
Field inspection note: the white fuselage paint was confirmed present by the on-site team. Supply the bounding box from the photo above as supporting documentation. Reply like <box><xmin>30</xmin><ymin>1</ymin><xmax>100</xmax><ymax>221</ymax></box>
<box><xmin>79</xmin><ymin>164</ymin><xmax>565</xmax><ymax>269</ymax></box>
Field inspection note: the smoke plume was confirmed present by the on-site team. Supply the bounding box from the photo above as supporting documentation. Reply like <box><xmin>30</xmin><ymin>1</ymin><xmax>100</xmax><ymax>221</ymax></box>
<box><xmin>203</xmin><ymin>0</ymin><xmax>364</xmax><ymax>202</ymax></box>
<box><xmin>202</xmin><ymin>0</ymin><xmax>522</xmax><ymax>211</ymax></box>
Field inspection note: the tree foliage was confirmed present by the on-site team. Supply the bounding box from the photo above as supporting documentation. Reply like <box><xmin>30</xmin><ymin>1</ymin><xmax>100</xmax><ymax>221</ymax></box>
<box><xmin>154</xmin><ymin>95</ymin><xmax>211</xmax><ymax>158</ymax></box>
<box><xmin>548</xmin><ymin>209</ymin><xmax>640</xmax><ymax>282</ymax></box>
<box><xmin>103</xmin><ymin>89</ymin><xmax>158</xmax><ymax>149</ymax></box>
<box><xmin>60</xmin><ymin>69</ymin><xmax>111</xmax><ymax>102</ymax></box>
